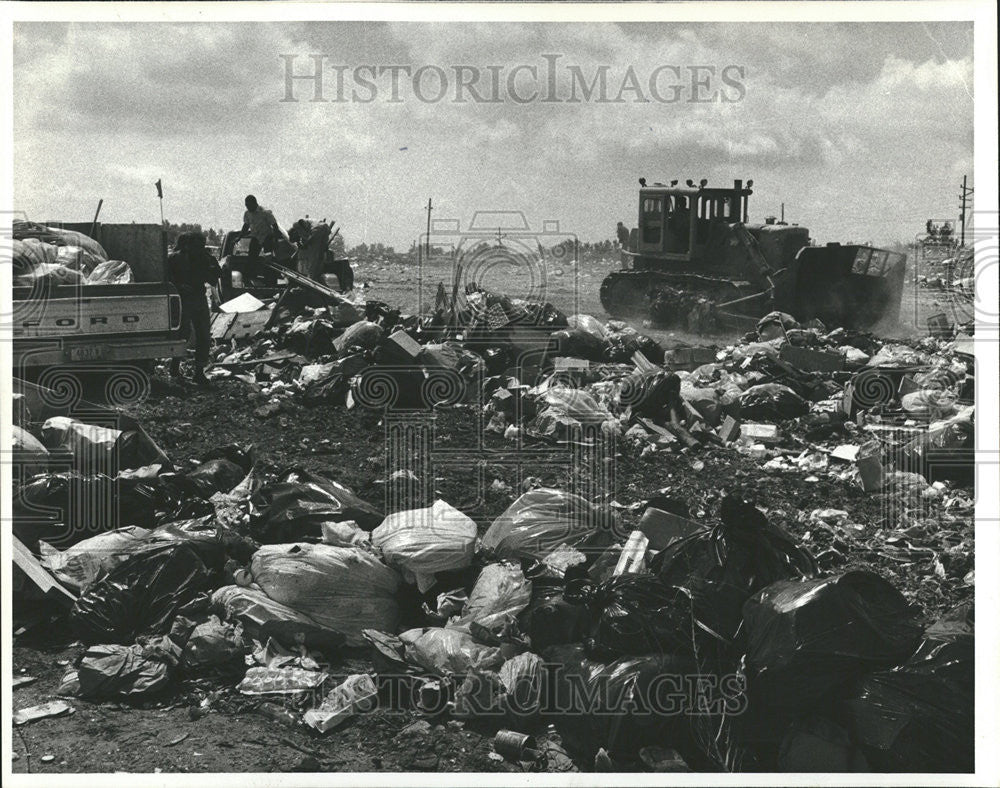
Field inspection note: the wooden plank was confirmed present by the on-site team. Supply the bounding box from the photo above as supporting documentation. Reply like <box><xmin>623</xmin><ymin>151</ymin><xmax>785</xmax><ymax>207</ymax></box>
<box><xmin>261</xmin><ymin>260</ymin><xmax>349</xmax><ymax>305</ymax></box>
<box><xmin>13</xmin><ymin>537</ymin><xmax>76</xmax><ymax>603</ymax></box>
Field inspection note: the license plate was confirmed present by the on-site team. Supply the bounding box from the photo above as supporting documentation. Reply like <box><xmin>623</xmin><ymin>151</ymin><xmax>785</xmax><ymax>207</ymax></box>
<box><xmin>68</xmin><ymin>345</ymin><xmax>106</xmax><ymax>362</ymax></box>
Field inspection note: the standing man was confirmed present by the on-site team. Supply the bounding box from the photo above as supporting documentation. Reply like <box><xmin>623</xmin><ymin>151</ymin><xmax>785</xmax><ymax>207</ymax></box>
<box><xmin>289</xmin><ymin>217</ymin><xmax>331</xmax><ymax>282</ymax></box>
<box><xmin>168</xmin><ymin>231</ymin><xmax>220</xmax><ymax>387</ymax></box>
<box><xmin>616</xmin><ymin>221</ymin><xmax>631</xmax><ymax>265</ymax></box>
<box><xmin>616</xmin><ymin>221</ymin><xmax>630</xmax><ymax>249</ymax></box>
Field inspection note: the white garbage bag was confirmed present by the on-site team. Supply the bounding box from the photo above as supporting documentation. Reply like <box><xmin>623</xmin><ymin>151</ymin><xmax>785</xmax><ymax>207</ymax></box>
<box><xmin>246</xmin><ymin>543</ymin><xmax>400</xmax><ymax>646</ymax></box>
<box><xmin>38</xmin><ymin>526</ymin><xmax>151</xmax><ymax>593</ymax></box>
<box><xmin>372</xmin><ymin>500</ymin><xmax>477</xmax><ymax>592</ymax></box>
<box><xmin>448</xmin><ymin>562</ymin><xmax>531</xmax><ymax>635</ymax></box>
<box><xmin>399</xmin><ymin>627</ymin><xmax>503</xmax><ymax>676</ymax></box>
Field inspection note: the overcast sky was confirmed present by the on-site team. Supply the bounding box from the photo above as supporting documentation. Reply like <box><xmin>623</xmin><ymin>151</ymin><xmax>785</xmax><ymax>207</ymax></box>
<box><xmin>13</xmin><ymin>21</ymin><xmax>973</xmax><ymax>248</ymax></box>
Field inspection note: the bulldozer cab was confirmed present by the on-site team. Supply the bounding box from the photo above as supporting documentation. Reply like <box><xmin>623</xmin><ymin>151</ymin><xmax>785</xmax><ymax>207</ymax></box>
<box><xmin>636</xmin><ymin>180</ymin><xmax>752</xmax><ymax>262</ymax></box>
<box><xmin>606</xmin><ymin>176</ymin><xmax>906</xmax><ymax>331</ymax></box>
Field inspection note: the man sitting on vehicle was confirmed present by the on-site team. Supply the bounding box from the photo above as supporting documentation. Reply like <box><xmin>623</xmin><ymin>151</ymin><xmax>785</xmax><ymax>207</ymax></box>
<box><xmin>168</xmin><ymin>231</ymin><xmax>220</xmax><ymax>387</ymax></box>
<box><xmin>241</xmin><ymin>194</ymin><xmax>285</xmax><ymax>260</ymax></box>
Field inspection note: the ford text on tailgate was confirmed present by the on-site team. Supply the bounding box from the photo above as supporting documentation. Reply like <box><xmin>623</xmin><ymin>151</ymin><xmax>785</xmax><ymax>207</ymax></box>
<box><xmin>12</xmin><ymin>284</ymin><xmax>182</xmax><ymax>337</ymax></box>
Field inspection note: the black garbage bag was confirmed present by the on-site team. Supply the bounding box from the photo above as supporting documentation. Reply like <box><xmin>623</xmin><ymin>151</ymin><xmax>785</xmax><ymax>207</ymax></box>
<box><xmin>182</xmin><ymin>458</ymin><xmax>246</xmax><ymax>498</ymax></box>
<box><xmin>301</xmin><ymin>354</ymin><xmax>368</xmax><ymax>405</ymax></box>
<box><xmin>898</xmin><ymin>406</ymin><xmax>974</xmax><ymax>484</ymax></box>
<box><xmin>520</xmin><ymin>575</ymin><xmax>589</xmax><ymax>652</ymax></box>
<box><xmin>76</xmin><ymin>637</ymin><xmax>180</xmax><ymax>699</ymax></box>
<box><xmin>117</xmin><ymin>429</ymin><xmax>171</xmax><ymax>472</ymax></box>
<box><xmin>481</xmin><ymin>347</ymin><xmax>510</xmax><ymax>376</ymax></box>
<box><xmin>777</xmin><ymin>716</ymin><xmax>871</xmax><ymax>772</ymax></box>
<box><xmin>605</xmin><ymin>327</ymin><xmax>664</xmax><ymax>364</ymax></box>
<box><xmin>70</xmin><ymin>543</ymin><xmax>213</xmax><ymax>645</ymax></box>
<box><xmin>648</xmin><ymin>496</ymin><xmax>817</xmax><ymax>648</ymax></box>
<box><xmin>280</xmin><ymin>316</ymin><xmax>338</xmax><ymax>355</ymax></box>
<box><xmin>544</xmin><ymin>645</ymin><xmax>705</xmax><ymax>766</ymax></box>
<box><xmin>250</xmin><ymin>467</ymin><xmax>384</xmax><ymax>541</ymax></box>
<box><xmin>143</xmin><ymin>516</ymin><xmax>256</xmax><ymax>567</ymax></box>
<box><xmin>756</xmin><ymin>311</ymin><xmax>799</xmax><ymax>340</ymax></box>
<box><xmin>839</xmin><ymin>604</ymin><xmax>974</xmax><ymax>773</ymax></box>
<box><xmin>585</xmin><ymin>573</ymin><xmax>694</xmax><ymax>659</ymax></box>
<box><xmin>41</xmin><ymin>415</ymin><xmax>171</xmax><ymax>473</ymax></box>
<box><xmin>739</xmin><ymin>383</ymin><xmax>809</xmax><ymax>421</ymax></box>
<box><xmin>520</xmin><ymin>301</ymin><xmax>568</xmax><ymax>329</ymax></box>
<box><xmin>548</xmin><ymin>328</ymin><xmax>607</xmax><ymax>362</ymax></box>
<box><xmin>198</xmin><ymin>442</ymin><xmax>254</xmax><ymax>473</ymax></box>
<box><xmin>742</xmin><ymin>571</ymin><xmax>923</xmax><ymax>721</ymax></box>
<box><xmin>350</xmin><ymin>365</ymin><xmax>432</xmax><ymax>411</ymax></box>
<box><xmin>625</xmin><ymin>370</ymin><xmax>685</xmax><ymax>424</ymax></box>
<box><xmin>14</xmin><ymin>471</ymin><xmax>160</xmax><ymax>552</ymax></box>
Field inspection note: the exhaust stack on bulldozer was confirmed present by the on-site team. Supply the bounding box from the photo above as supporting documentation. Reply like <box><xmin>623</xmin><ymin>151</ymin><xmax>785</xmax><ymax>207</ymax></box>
<box><xmin>602</xmin><ymin>179</ymin><xmax>906</xmax><ymax>332</ymax></box>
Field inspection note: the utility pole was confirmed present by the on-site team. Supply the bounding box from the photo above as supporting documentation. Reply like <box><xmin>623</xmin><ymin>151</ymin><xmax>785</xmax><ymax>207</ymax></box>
<box><xmin>425</xmin><ymin>198</ymin><xmax>433</xmax><ymax>260</ymax></box>
<box><xmin>958</xmin><ymin>175</ymin><xmax>973</xmax><ymax>247</ymax></box>
<box><xmin>780</xmin><ymin>203</ymin><xmax>785</xmax><ymax>224</ymax></box>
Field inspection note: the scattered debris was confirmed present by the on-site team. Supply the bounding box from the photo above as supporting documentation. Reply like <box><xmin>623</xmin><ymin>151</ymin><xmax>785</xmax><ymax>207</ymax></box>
<box><xmin>14</xmin><ymin>701</ymin><xmax>74</xmax><ymax>726</ymax></box>
<box><xmin>9</xmin><ymin>274</ymin><xmax>976</xmax><ymax>774</ymax></box>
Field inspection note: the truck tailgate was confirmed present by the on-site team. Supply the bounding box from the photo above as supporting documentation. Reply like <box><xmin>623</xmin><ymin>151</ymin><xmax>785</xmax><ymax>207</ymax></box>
<box><xmin>12</xmin><ymin>283</ymin><xmax>182</xmax><ymax>337</ymax></box>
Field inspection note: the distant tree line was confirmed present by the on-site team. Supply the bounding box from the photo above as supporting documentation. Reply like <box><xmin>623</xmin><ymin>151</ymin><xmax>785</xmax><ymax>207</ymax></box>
<box><xmin>163</xmin><ymin>221</ymin><xmax>223</xmax><ymax>247</ymax></box>
<box><xmin>162</xmin><ymin>221</ymin><xmax>617</xmax><ymax>262</ymax></box>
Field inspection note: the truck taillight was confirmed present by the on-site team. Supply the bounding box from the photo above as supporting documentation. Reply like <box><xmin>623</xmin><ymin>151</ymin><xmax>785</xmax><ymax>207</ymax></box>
<box><xmin>169</xmin><ymin>294</ymin><xmax>182</xmax><ymax>330</ymax></box>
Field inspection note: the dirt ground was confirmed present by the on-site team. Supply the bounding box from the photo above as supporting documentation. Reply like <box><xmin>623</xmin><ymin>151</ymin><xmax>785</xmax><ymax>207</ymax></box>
<box><xmin>10</xmin><ymin>252</ymin><xmax>973</xmax><ymax>774</ymax></box>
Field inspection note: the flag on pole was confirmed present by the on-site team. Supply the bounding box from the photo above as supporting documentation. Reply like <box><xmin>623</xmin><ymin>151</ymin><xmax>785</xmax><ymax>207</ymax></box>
<box><xmin>155</xmin><ymin>179</ymin><xmax>163</xmax><ymax>199</ymax></box>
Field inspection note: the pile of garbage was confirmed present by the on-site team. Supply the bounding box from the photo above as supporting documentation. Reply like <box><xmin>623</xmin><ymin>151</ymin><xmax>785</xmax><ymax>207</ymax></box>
<box><xmin>12</xmin><ymin>220</ymin><xmax>134</xmax><ymax>286</ymax></box>
<box><xmin>916</xmin><ymin>247</ymin><xmax>975</xmax><ymax>299</ymax></box>
<box><xmin>206</xmin><ymin>283</ymin><xmax>974</xmax><ymax>502</ymax></box>
<box><xmin>11</xmin><ymin>371</ymin><xmax>974</xmax><ymax>772</ymax></box>
<box><xmin>202</xmin><ymin>283</ymin><xmax>974</xmax><ymax>628</ymax></box>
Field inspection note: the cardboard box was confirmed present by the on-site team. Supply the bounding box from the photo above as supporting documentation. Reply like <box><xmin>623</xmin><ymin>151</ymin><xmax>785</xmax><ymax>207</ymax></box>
<box><xmin>926</xmin><ymin>313</ymin><xmax>952</xmax><ymax>338</ymax></box>
<box><xmin>554</xmin><ymin>357</ymin><xmax>590</xmax><ymax>372</ymax></box>
<box><xmin>831</xmin><ymin>444</ymin><xmax>860</xmax><ymax>463</ymax></box>
<box><xmin>380</xmin><ymin>329</ymin><xmax>423</xmax><ymax>364</ymax></box>
<box><xmin>857</xmin><ymin>454</ymin><xmax>884</xmax><ymax>492</ymax></box>
<box><xmin>665</xmin><ymin>346</ymin><xmax>717</xmax><ymax>371</ymax></box>
<box><xmin>637</xmin><ymin>508</ymin><xmax>702</xmax><ymax>551</ymax></box>
<box><xmin>210</xmin><ymin>309</ymin><xmax>272</xmax><ymax>341</ymax></box>
<box><xmin>717</xmin><ymin>415</ymin><xmax>741</xmax><ymax>443</ymax></box>
<box><xmin>219</xmin><ymin>292</ymin><xmax>266</xmax><ymax>313</ymax></box>
<box><xmin>741</xmin><ymin>423</ymin><xmax>781</xmax><ymax>444</ymax></box>
<box><xmin>303</xmin><ymin>674</ymin><xmax>378</xmax><ymax>733</ymax></box>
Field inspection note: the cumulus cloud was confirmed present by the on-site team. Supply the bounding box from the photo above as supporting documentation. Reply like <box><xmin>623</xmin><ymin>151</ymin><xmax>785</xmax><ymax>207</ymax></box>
<box><xmin>12</xmin><ymin>21</ymin><xmax>973</xmax><ymax>247</ymax></box>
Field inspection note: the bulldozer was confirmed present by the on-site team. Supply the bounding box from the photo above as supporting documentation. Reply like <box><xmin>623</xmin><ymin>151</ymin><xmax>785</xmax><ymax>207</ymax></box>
<box><xmin>601</xmin><ymin>179</ymin><xmax>907</xmax><ymax>332</ymax></box>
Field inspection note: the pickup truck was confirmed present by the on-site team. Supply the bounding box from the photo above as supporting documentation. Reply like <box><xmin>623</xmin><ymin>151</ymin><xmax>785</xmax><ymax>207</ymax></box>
<box><xmin>218</xmin><ymin>230</ymin><xmax>354</xmax><ymax>301</ymax></box>
<box><xmin>12</xmin><ymin>222</ymin><xmax>188</xmax><ymax>369</ymax></box>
